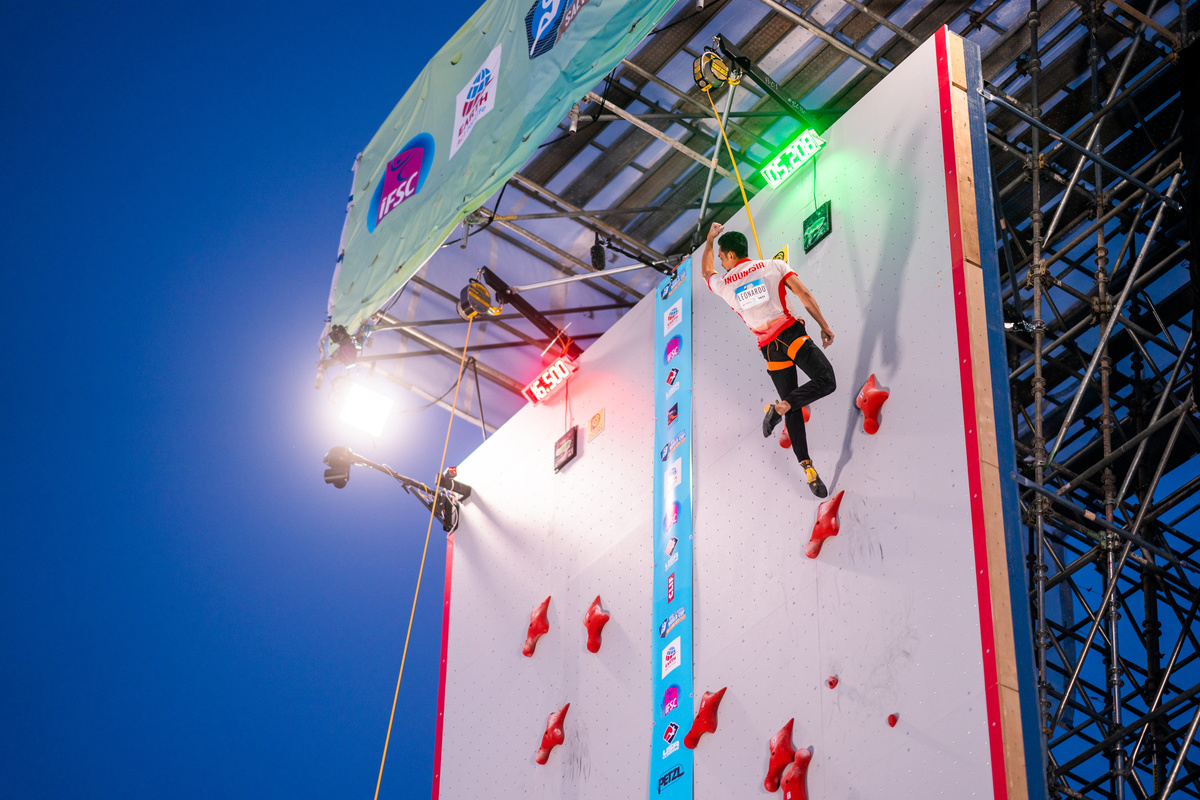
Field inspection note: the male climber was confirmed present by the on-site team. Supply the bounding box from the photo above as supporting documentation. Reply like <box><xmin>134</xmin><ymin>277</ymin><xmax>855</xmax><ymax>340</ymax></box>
<box><xmin>701</xmin><ymin>222</ymin><xmax>836</xmax><ymax>497</ymax></box>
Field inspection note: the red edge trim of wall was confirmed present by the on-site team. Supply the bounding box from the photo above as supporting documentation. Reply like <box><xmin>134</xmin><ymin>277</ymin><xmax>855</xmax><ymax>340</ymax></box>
<box><xmin>430</xmin><ymin>531</ymin><xmax>455</xmax><ymax>800</ymax></box>
<box><xmin>935</xmin><ymin>26</ymin><xmax>1009</xmax><ymax>800</ymax></box>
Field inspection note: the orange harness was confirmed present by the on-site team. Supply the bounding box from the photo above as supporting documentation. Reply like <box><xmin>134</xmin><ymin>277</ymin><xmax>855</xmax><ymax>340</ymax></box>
<box><xmin>766</xmin><ymin>335</ymin><xmax>810</xmax><ymax>371</ymax></box>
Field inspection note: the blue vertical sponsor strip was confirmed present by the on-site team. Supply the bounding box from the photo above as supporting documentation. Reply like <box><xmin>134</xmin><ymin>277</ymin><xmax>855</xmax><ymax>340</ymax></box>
<box><xmin>651</xmin><ymin>263</ymin><xmax>694</xmax><ymax>800</ymax></box>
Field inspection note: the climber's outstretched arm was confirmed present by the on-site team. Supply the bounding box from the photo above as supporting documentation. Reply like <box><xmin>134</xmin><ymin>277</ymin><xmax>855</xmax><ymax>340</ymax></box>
<box><xmin>701</xmin><ymin>222</ymin><xmax>724</xmax><ymax>282</ymax></box>
<box><xmin>785</xmin><ymin>274</ymin><xmax>834</xmax><ymax>348</ymax></box>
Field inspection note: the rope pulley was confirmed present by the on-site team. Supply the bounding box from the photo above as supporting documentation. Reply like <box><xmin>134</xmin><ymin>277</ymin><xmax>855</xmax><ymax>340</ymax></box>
<box><xmin>457</xmin><ymin>277</ymin><xmax>503</xmax><ymax>321</ymax></box>
<box><xmin>693</xmin><ymin>48</ymin><xmax>730</xmax><ymax>92</ymax></box>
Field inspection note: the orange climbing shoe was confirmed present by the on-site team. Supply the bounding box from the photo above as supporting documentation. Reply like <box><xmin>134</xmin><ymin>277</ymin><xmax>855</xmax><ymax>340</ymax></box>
<box><xmin>801</xmin><ymin>460</ymin><xmax>828</xmax><ymax>498</ymax></box>
<box><xmin>763</xmin><ymin>403</ymin><xmax>783</xmax><ymax>438</ymax></box>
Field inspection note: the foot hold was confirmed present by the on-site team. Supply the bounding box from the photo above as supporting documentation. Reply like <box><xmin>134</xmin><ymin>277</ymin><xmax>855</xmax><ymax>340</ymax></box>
<box><xmin>780</xmin><ymin>748</ymin><xmax>812</xmax><ymax>800</ymax></box>
<box><xmin>805</xmin><ymin>491</ymin><xmax>844</xmax><ymax>559</ymax></box>
<box><xmin>855</xmin><ymin>374</ymin><xmax>890</xmax><ymax>435</ymax></box>
<box><xmin>764</xmin><ymin>718</ymin><xmax>796</xmax><ymax>792</ymax></box>
<box><xmin>583</xmin><ymin>595</ymin><xmax>609</xmax><ymax>654</ymax></box>
<box><xmin>522</xmin><ymin>596</ymin><xmax>551</xmax><ymax>657</ymax></box>
<box><xmin>534</xmin><ymin>703</ymin><xmax>569</xmax><ymax>764</ymax></box>
<box><xmin>683</xmin><ymin>687</ymin><xmax>727</xmax><ymax>749</ymax></box>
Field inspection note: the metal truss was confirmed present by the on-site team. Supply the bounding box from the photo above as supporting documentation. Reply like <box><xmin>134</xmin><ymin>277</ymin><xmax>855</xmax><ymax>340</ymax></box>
<box><xmin>988</xmin><ymin>2</ymin><xmax>1197</xmax><ymax>798</ymax></box>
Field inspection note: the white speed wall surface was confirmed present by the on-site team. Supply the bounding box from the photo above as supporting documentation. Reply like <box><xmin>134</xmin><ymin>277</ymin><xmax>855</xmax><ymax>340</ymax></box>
<box><xmin>443</xmin><ymin>35</ymin><xmax>1002</xmax><ymax>799</ymax></box>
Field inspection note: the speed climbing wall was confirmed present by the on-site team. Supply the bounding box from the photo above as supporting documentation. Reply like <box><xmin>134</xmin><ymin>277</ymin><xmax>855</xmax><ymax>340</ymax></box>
<box><xmin>438</xmin><ymin>28</ymin><xmax>1045</xmax><ymax>800</ymax></box>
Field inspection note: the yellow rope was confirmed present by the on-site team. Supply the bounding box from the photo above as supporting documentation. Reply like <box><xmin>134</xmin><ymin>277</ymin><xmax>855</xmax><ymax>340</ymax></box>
<box><xmin>373</xmin><ymin>316</ymin><xmax>474</xmax><ymax>800</ymax></box>
<box><xmin>704</xmin><ymin>86</ymin><xmax>763</xmax><ymax>261</ymax></box>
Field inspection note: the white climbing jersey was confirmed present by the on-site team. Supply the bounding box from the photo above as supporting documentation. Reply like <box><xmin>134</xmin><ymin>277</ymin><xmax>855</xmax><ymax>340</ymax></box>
<box><xmin>707</xmin><ymin>258</ymin><xmax>801</xmax><ymax>345</ymax></box>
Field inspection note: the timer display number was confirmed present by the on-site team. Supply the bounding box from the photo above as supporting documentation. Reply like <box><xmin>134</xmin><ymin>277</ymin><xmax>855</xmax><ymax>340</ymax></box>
<box><xmin>760</xmin><ymin>129</ymin><xmax>826</xmax><ymax>189</ymax></box>
<box><xmin>522</xmin><ymin>356</ymin><xmax>577</xmax><ymax>405</ymax></box>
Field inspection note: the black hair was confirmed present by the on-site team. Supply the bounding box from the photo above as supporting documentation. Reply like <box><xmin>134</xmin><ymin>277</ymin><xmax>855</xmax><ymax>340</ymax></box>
<box><xmin>717</xmin><ymin>230</ymin><xmax>748</xmax><ymax>260</ymax></box>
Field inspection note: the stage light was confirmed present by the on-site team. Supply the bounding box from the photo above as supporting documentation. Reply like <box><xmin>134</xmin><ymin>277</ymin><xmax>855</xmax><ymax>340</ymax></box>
<box><xmin>339</xmin><ymin>382</ymin><xmax>394</xmax><ymax>436</ymax></box>
<box><xmin>323</xmin><ymin>446</ymin><xmax>354</xmax><ymax>488</ymax></box>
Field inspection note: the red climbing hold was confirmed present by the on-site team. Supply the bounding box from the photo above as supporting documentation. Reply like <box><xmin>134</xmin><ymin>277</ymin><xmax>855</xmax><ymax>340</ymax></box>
<box><xmin>805</xmin><ymin>490</ymin><xmax>845</xmax><ymax>559</ymax></box>
<box><xmin>522</xmin><ymin>596</ymin><xmax>551</xmax><ymax>657</ymax></box>
<box><xmin>583</xmin><ymin>595</ymin><xmax>609</xmax><ymax>653</ymax></box>
<box><xmin>855</xmin><ymin>374</ymin><xmax>889</xmax><ymax>434</ymax></box>
<box><xmin>826</xmin><ymin>676</ymin><xmax>838</xmax><ymax>689</ymax></box>
<box><xmin>683</xmin><ymin>686</ymin><xmax>726</xmax><ymax>749</ymax></box>
<box><xmin>779</xmin><ymin>748</ymin><xmax>812</xmax><ymax>800</ymax></box>
<box><xmin>888</xmin><ymin>713</ymin><xmax>899</xmax><ymax>728</ymax></box>
<box><xmin>534</xmin><ymin>703</ymin><xmax>569</xmax><ymax>765</ymax></box>
<box><xmin>764</xmin><ymin>718</ymin><xmax>796</xmax><ymax>792</ymax></box>
<box><xmin>778</xmin><ymin>408</ymin><xmax>809</xmax><ymax>448</ymax></box>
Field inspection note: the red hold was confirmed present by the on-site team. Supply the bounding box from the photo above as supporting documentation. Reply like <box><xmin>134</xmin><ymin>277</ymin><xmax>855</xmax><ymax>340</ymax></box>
<box><xmin>534</xmin><ymin>703</ymin><xmax>569</xmax><ymax>765</ymax></box>
<box><xmin>888</xmin><ymin>713</ymin><xmax>899</xmax><ymax>727</ymax></box>
<box><xmin>826</xmin><ymin>676</ymin><xmax>838</xmax><ymax>689</ymax></box>
<box><xmin>764</xmin><ymin>718</ymin><xmax>796</xmax><ymax>792</ymax></box>
<box><xmin>523</xmin><ymin>596</ymin><xmax>551</xmax><ymax>657</ymax></box>
<box><xmin>777</xmin><ymin>408</ymin><xmax>810</xmax><ymax>449</ymax></box>
<box><xmin>805</xmin><ymin>491</ymin><xmax>845</xmax><ymax>559</ymax></box>
<box><xmin>780</xmin><ymin>748</ymin><xmax>812</xmax><ymax>800</ymax></box>
<box><xmin>855</xmin><ymin>374</ymin><xmax>889</xmax><ymax>435</ymax></box>
<box><xmin>683</xmin><ymin>686</ymin><xmax>727</xmax><ymax>749</ymax></box>
<box><xmin>583</xmin><ymin>595</ymin><xmax>609</xmax><ymax>653</ymax></box>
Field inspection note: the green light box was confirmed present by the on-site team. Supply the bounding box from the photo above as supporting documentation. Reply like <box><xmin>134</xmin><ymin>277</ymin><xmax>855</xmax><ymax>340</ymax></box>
<box><xmin>760</xmin><ymin>129</ymin><xmax>825</xmax><ymax>189</ymax></box>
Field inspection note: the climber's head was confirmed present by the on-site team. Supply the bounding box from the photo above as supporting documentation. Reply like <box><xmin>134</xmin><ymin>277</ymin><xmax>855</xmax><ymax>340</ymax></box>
<box><xmin>717</xmin><ymin>230</ymin><xmax>748</xmax><ymax>270</ymax></box>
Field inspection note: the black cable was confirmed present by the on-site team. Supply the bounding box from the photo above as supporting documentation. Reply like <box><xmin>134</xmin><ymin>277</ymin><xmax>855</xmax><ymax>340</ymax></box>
<box><xmin>649</xmin><ymin>8</ymin><xmax>704</xmax><ymax>36</ymax></box>
<box><xmin>397</xmin><ymin>361</ymin><xmax>473</xmax><ymax>414</ymax></box>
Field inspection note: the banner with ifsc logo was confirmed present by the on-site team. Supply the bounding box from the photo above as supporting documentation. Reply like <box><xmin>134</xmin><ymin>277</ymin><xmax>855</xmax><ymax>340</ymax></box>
<box><xmin>652</xmin><ymin>261</ymin><xmax>693</xmax><ymax>800</ymax></box>
<box><xmin>324</xmin><ymin>0</ymin><xmax>680</xmax><ymax>339</ymax></box>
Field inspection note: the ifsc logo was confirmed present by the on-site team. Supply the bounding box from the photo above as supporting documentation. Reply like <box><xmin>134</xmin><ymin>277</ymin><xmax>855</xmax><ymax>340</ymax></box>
<box><xmin>367</xmin><ymin>132</ymin><xmax>435</xmax><ymax>233</ymax></box>
<box><xmin>661</xmin><ymin>685</ymin><xmax>679</xmax><ymax>715</ymax></box>
<box><xmin>525</xmin><ymin>0</ymin><xmax>591</xmax><ymax>59</ymax></box>
<box><xmin>664</xmin><ymin>335</ymin><xmax>682</xmax><ymax>364</ymax></box>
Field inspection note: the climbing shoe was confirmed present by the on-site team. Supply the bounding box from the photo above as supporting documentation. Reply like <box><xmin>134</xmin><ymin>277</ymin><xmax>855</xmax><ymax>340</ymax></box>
<box><xmin>801</xmin><ymin>460</ymin><xmax>828</xmax><ymax>498</ymax></box>
<box><xmin>762</xmin><ymin>403</ymin><xmax>783</xmax><ymax>438</ymax></box>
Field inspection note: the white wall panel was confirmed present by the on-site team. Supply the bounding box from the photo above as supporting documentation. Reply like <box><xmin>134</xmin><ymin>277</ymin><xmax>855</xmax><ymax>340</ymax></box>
<box><xmin>440</xmin><ymin>33</ymin><xmax>1025</xmax><ymax>800</ymax></box>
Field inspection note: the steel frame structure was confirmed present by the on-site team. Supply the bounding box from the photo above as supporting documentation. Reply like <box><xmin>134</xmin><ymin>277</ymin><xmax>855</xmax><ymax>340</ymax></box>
<box><xmin>331</xmin><ymin>2</ymin><xmax>1197</xmax><ymax>794</ymax></box>
<box><xmin>988</xmin><ymin>3</ymin><xmax>1197</xmax><ymax>798</ymax></box>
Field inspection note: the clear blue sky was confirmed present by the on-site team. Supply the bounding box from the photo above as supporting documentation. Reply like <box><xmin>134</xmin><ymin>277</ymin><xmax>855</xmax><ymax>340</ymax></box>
<box><xmin>2</xmin><ymin>2</ymin><xmax>485</xmax><ymax>797</ymax></box>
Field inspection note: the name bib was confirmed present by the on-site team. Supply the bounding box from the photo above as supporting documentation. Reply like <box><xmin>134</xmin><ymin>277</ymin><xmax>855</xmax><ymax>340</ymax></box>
<box><xmin>735</xmin><ymin>278</ymin><xmax>768</xmax><ymax>309</ymax></box>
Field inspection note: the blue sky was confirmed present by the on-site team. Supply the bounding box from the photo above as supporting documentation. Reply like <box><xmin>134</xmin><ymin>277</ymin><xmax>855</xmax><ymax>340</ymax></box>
<box><xmin>2</xmin><ymin>2</ymin><xmax>485</xmax><ymax>796</ymax></box>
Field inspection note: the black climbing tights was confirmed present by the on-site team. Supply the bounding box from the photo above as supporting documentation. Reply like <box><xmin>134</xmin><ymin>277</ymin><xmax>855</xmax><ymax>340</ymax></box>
<box><xmin>765</xmin><ymin>336</ymin><xmax>836</xmax><ymax>463</ymax></box>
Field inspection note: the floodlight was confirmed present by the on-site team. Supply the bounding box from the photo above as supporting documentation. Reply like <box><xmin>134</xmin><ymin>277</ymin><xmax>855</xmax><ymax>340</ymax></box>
<box><xmin>339</xmin><ymin>382</ymin><xmax>394</xmax><ymax>436</ymax></box>
<box><xmin>323</xmin><ymin>446</ymin><xmax>354</xmax><ymax>488</ymax></box>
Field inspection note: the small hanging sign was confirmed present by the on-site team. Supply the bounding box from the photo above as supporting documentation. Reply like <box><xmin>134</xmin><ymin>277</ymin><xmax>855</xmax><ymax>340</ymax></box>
<box><xmin>587</xmin><ymin>409</ymin><xmax>605</xmax><ymax>441</ymax></box>
<box><xmin>554</xmin><ymin>426</ymin><xmax>579</xmax><ymax>472</ymax></box>
<box><xmin>803</xmin><ymin>201</ymin><xmax>832</xmax><ymax>253</ymax></box>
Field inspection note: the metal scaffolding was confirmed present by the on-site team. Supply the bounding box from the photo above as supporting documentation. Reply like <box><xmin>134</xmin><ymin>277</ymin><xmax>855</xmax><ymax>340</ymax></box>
<box><xmin>988</xmin><ymin>2</ymin><xmax>1197</xmax><ymax>797</ymax></box>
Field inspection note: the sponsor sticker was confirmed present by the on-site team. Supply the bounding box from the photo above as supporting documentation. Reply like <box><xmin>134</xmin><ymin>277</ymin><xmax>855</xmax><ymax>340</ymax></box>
<box><xmin>664</xmin><ymin>551</ymin><xmax>678</xmax><ymax>571</ymax></box>
<box><xmin>657</xmin><ymin>765</ymin><xmax>685</xmax><ymax>795</ymax></box>
<box><xmin>667</xmin><ymin>403</ymin><xmax>679</xmax><ymax>427</ymax></box>
<box><xmin>664</xmin><ymin>335</ymin><xmax>681</xmax><ymax>364</ymax></box>
<box><xmin>450</xmin><ymin>45</ymin><xmax>501</xmax><ymax>158</ymax></box>
<box><xmin>664</xmin><ymin>501</ymin><xmax>679</xmax><ymax>531</ymax></box>
<box><xmin>659</xmin><ymin>431</ymin><xmax>686</xmax><ymax>462</ymax></box>
<box><xmin>663</xmin><ymin>721</ymin><xmax>679</xmax><ymax>743</ymax></box>
<box><xmin>659</xmin><ymin>607</ymin><xmax>686</xmax><ymax>638</ymax></box>
<box><xmin>663</xmin><ymin>298</ymin><xmax>683</xmax><ymax>334</ymax></box>
<box><xmin>367</xmin><ymin>133</ymin><xmax>435</xmax><ymax>233</ymax></box>
<box><xmin>662</xmin><ymin>685</ymin><xmax>680</xmax><ymax>715</ymax></box>
<box><xmin>664</xmin><ymin>458</ymin><xmax>681</xmax><ymax>492</ymax></box>
<box><xmin>665</xmin><ymin>536</ymin><xmax>678</xmax><ymax>556</ymax></box>
<box><xmin>661</xmin><ymin>636</ymin><xmax>681</xmax><ymax>678</ymax></box>
<box><xmin>524</xmin><ymin>0</ymin><xmax>591</xmax><ymax>59</ymax></box>
<box><xmin>667</xmin><ymin>573</ymin><xmax>675</xmax><ymax>603</ymax></box>
<box><xmin>663</xmin><ymin>740</ymin><xmax>680</xmax><ymax>759</ymax></box>
<box><xmin>665</xmin><ymin>367</ymin><xmax>679</xmax><ymax>386</ymax></box>
<box><xmin>660</xmin><ymin>269</ymin><xmax>685</xmax><ymax>300</ymax></box>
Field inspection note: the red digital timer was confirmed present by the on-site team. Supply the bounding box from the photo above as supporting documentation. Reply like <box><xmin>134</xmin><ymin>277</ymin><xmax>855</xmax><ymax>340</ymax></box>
<box><xmin>523</xmin><ymin>356</ymin><xmax>577</xmax><ymax>405</ymax></box>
